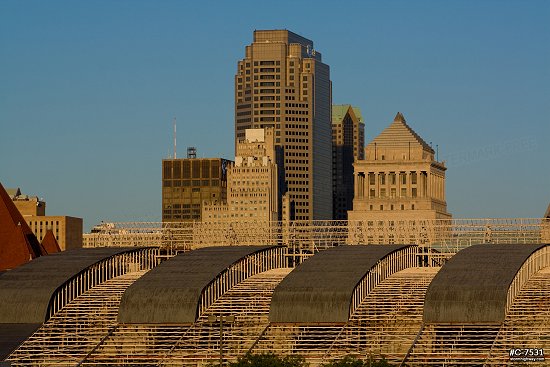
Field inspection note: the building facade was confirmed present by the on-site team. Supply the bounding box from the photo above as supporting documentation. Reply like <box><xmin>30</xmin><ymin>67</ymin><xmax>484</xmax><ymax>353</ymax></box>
<box><xmin>348</xmin><ymin>113</ymin><xmax>451</xmax><ymax>221</ymax></box>
<box><xmin>202</xmin><ymin>128</ymin><xmax>280</xmax><ymax>222</ymax></box>
<box><xmin>235</xmin><ymin>30</ymin><xmax>332</xmax><ymax>220</ymax></box>
<box><xmin>8</xmin><ymin>188</ymin><xmax>46</xmax><ymax>217</ymax></box>
<box><xmin>332</xmin><ymin>105</ymin><xmax>365</xmax><ymax>220</ymax></box>
<box><xmin>6</xmin><ymin>187</ymin><xmax>82</xmax><ymax>251</ymax></box>
<box><xmin>162</xmin><ymin>158</ymin><xmax>231</xmax><ymax>222</ymax></box>
<box><xmin>27</xmin><ymin>216</ymin><xmax>83</xmax><ymax>251</ymax></box>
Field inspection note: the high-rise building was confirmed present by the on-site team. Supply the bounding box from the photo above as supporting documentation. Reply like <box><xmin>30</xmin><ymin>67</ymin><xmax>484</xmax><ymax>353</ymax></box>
<box><xmin>235</xmin><ymin>30</ymin><xmax>332</xmax><ymax>220</ymax></box>
<box><xmin>348</xmin><ymin>112</ymin><xmax>451</xmax><ymax>221</ymax></box>
<box><xmin>202</xmin><ymin>128</ymin><xmax>280</xmax><ymax>222</ymax></box>
<box><xmin>162</xmin><ymin>158</ymin><xmax>231</xmax><ymax>222</ymax></box>
<box><xmin>332</xmin><ymin>105</ymin><xmax>365</xmax><ymax>220</ymax></box>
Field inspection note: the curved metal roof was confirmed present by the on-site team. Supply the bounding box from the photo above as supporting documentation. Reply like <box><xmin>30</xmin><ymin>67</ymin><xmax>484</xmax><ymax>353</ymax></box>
<box><xmin>423</xmin><ymin>243</ymin><xmax>547</xmax><ymax>324</ymax></box>
<box><xmin>0</xmin><ymin>247</ymin><xmax>138</xmax><ymax>324</ymax></box>
<box><xmin>118</xmin><ymin>246</ymin><xmax>279</xmax><ymax>324</ymax></box>
<box><xmin>269</xmin><ymin>245</ymin><xmax>411</xmax><ymax>323</ymax></box>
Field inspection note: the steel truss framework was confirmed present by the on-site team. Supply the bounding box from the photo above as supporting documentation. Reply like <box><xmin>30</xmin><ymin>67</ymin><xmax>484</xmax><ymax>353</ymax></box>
<box><xmin>78</xmin><ymin>268</ymin><xmax>292</xmax><ymax>366</ymax></box>
<box><xmin>404</xmin><ymin>247</ymin><xmax>550</xmax><ymax>366</ymax></box>
<box><xmin>48</xmin><ymin>248</ymin><xmax>159</xmax><ymax>319</ymax></box>
<box><xmin>7</xmin><ymin>270</ymin><xmax>149</xmax><ymax>366</ymax></box>
<box><xmin>5</xmin><ymin>246</ymin><xmax>550</xmax><ymax>367</ymax></box>
<box><xmin>83</xmin><ymin>218</ymin><xmax>549</xmax><ymax>257</ymax></box>
<box><xmin>249</xmin><ymin>267</ymin><xmax>439</xmax><ymax>366</ymax></box>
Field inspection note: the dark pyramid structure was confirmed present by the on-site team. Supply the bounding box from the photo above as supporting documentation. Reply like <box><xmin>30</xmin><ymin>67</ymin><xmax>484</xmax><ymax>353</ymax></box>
<box><xmin>41</xmin><ymin>230</ymin><xmax>61</xmax><ymax>254</ymax></box>
<box><xmin>0</xmin><ymin>182</ymin><xmax>46</xmax><ymax>271</ymax></box>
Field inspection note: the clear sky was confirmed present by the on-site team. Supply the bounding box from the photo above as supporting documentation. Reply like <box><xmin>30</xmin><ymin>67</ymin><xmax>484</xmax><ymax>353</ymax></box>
<box><xmin>1</xmin><ymin>0</ymin><xmax>549</xmax><ymax>230</ymax></box>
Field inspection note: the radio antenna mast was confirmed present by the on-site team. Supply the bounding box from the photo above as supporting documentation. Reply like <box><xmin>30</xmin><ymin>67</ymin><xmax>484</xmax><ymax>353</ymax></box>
<box><xmin>173</xmin><ymin>117</ymin><xmax>177</xmax><ymax>159</ymax></box>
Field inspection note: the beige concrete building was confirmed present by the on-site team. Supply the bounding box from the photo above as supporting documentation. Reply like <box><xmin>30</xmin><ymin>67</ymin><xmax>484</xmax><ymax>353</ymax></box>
<box><xmin>348</xmin><ymin>113</ymin><xmax>451</xmax><ymax>221</ymax></box>
<box><xmin>235</xmin><ymin>30</ymin><xmax>332</xmax><ymax>220</ymax></box>
<box><xmin>203</xmin><ymin>128</ymin><xmax>280</xmax><ymax>222</ymax></box>
<box><xmin>7</xmin><ymin>187</ymin><xmax>82</xmax><ymax>250</ymax></box>
<box><xmin>8</xmin><ymin>188</ymin><xmax>46</xmax><ymax>217</ymax></box>
<box><xmin>27</xmin><ymin>216</ymin><xmax>83</xmax><ymax>250</ymax></box>
<box><xmin>332</xmin><ymin>105</ymin><xmax>365</xmax><ymax>220</ymax></box>
<box><xmin>162</xmin><ymin>158</ymin><xmax>231</xmax><ymax>222</ymax></box>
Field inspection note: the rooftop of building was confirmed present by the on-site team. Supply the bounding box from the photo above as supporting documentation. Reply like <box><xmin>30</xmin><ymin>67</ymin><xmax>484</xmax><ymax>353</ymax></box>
<box><xmin>367</xmin><ymin>112</ymin><xmax>434</xmax><ymax>154</ymax></box>
<box><xmin>332</xmin><ymin>104</ymin><xmax>364</xmax><ymax>124</ymax></box>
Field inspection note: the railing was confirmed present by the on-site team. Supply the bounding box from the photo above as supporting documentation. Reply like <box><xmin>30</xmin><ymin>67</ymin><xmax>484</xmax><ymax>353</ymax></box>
<box><xmin>83</xmin><ymin>218</ymin><xmax>549</xmax><ymax>257</ymax></box>
<box><xmin>505</xmin><ymin>245</ymin><xmax>550</xmax><ymax>316</ymax></box>
<box><xmin>198</xmin><ymin>246</ymin><xmax>286</xmax><ymax>318</ymax></box>
<box><xmin>349</xmin><ymin>246</ymin><xmax>418</xmax><ymax>317</ymax></box>
<box><xmin>46</xmin><ymin>247</ymin><xmax>160</xmax><ymax>320</ymax></box>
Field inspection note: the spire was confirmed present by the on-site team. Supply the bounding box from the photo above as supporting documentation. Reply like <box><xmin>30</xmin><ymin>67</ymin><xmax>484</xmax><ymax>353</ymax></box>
<box><xmin>394</xmin><ymin>112</ymin><xmax>406</xmax><ymax>123</ymax></box>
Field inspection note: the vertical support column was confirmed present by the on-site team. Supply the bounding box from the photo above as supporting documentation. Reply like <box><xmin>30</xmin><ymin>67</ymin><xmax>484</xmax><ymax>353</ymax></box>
<box><xmin>353</xmin><ymin>172</ymin><xmax>361</xmax><ymax>198</ymax></box>
<box><xmin>442</xmin><ymin>173</ymin><xmax>445</xmax><ymax>200</ymax></box>
<box><xmin>375</xmin><ymin>172</ymin><xmax>379</xmax><ymax>198</ymax></box>
<box><xmin>361</xmin><ymin>172</ymin><xmax>365</xmax><ymax>198</ymax></box>
<box><xmin>407</xmin><ymin>171</ymin><xmax>412</xmax><ymax>198</ymax></box>
<box><xmin>426</xmin><ymin>168</ymin><xmax>433</xmax><ymax>199</ymax></box>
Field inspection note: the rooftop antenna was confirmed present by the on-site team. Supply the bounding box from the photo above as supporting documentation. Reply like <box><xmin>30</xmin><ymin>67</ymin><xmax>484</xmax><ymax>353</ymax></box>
<box><xmin>173</xmin><ymin>117</ymin><xmax>177</xmax><ymax>159</ymax></box>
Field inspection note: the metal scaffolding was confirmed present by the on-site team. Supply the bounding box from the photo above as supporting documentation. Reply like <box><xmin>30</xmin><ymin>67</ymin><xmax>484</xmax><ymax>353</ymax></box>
<box><xmin>83</xmin><ymin>218</ymin><xmax>548</xmax><ymax>257</ymax></box>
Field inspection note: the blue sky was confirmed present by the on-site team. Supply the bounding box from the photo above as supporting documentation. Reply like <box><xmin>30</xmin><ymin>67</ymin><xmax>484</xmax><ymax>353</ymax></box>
<box><xmin>1</xmin><ymin>0</ymin><xmax>549</xmax><ymax>230</ymax></box>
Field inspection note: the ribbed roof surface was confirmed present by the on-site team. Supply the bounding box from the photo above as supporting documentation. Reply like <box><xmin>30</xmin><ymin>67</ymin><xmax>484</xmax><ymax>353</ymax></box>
<box><xmin>424</xmin><ymin>243</ymin><xmax>547</xmax><ymax>324</ymax></box>
<box><xmin>0</xmin><ymin>247</ymin><xmax>137</xmax><ymax>323</ymax></box>
<box><xmin>0</xmin><ymin>323</ymin><xmax>40</xmax><ymax>361</ymax></box>
<box><xmin>269</xmin><ymin>245</ymin><xmax>412</xmax><ymax>323</ymax></box>
<box><xmin>118</xmin><ymin>246</ymin><xmax>279</xmax><ymax>324</ymax></box>
<box><xmin>367</xmin><ymin>112</ymin><xmax>433</xmax><ymax>153</ymax></box>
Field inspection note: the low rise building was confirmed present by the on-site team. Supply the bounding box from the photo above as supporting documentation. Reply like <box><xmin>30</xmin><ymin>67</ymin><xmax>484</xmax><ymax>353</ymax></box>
<box><xmin>7</xmin><ymin>187</ymin><xmax>82</xmax><ymax>251</ymax></box>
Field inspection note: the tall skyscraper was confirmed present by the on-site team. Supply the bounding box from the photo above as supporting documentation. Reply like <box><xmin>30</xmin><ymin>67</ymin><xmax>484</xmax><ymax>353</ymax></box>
<box><xmin>332</xmin><ymin>105</ymin><xmax>365</xmax><ymax>220</ymax></box>
<box><xmin>235</xmin><ymin>30</ymin><xmax>332</xmax><ymax>220</ymax></box>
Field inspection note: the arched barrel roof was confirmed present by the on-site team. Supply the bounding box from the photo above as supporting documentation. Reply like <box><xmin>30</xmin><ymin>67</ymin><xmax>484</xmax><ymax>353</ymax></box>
<box><xmin>0</xmin><ymin>247</ymin><xmax>138</xmax><ymax>324</ymax></box>
<box><xmin>423</xmin><ymin>243</ymin><xmax>547</xmax><ymax>324</ymax></box>
<box><xmin>269</xmin><ymin>245</ymin><xmax>412</xmax><ymax>323</ymax></box>
<box><xmin>118</xmin><ymin>246</ymin><xmax>279</xmax><ymax>324</ymax></box>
